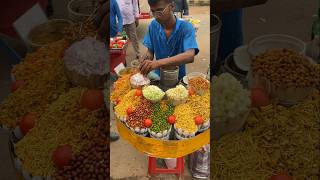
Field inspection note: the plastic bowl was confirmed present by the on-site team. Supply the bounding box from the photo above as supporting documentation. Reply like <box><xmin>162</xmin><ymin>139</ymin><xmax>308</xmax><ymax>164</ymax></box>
<box><xmin>248</xmin><ymin>34</ymin><xmax>306</xmax><ymax>58</ymax></box>
<box><xmin>27</xmin><ymin>19</ymin><xmax>72</xmax><ymax>50</ymax></box>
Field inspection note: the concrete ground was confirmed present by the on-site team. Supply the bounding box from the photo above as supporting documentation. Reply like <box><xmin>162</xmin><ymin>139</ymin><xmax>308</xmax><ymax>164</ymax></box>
<box><xmin>110</xmin><ymin>6</ymin><xmax>210</xmax><ymax>180</ymax></box>
<box><xmin>242</xmin><ymin>0</ymin><xmax>318</xmax><ymax>43</ymax></box>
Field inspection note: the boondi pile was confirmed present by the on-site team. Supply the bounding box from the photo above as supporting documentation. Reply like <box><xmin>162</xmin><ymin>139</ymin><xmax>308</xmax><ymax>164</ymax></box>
<box><xmin>174</xmin><ymin>103</ymin><xmax>197</xmax><ymax>133</ymax></box>
<box><xmin>252</xmin><ymin>49</ymin><xmax>320</xmax><ymax>87</ymax></box>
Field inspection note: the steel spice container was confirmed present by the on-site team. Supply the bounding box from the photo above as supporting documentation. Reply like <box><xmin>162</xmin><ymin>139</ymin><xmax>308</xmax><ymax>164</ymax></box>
<box><xmin>210</xmin><ymin>14</ymin><xmax>222</xmax><ymax>75</ymax></box>
<box><xmin>160</xmin><ymin>66</ymin><xmax>179</xmax><ymax>89</ymax></box>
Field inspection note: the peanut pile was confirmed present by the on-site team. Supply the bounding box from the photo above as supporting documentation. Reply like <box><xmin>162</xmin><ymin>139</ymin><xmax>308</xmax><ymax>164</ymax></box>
<box><xmin>252</xmin><ymin>49</ymin><xmax>320</xmax><ymax>87</ymax></box>
<box><xmin>53</xmin><ymin>108</ymin><xmax>109</xmax><ymax>180</ymax></box>
<box><xmin>127</xmin><ymin>99</ymin><xmax>153</xmax><ymax>128</ymax></box>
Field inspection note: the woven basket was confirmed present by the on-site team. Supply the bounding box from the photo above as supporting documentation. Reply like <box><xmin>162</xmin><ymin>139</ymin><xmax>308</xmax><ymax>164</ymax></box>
<box><xmin>27</xmin><ymin>19</ymin><xmax>72</xmax><ymax>50</ymax></box>
<box><xmin>68</xmin><ymin>0</ymin><xmax>97</xmax><ymax>22</ymax></box>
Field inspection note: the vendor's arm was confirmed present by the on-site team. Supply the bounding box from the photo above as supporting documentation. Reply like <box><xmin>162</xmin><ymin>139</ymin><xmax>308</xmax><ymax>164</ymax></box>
<box><xmin>214</xmin><ymin>0</ymin><xmax>268</xmax><ymax>13</ymax></box>
<box><xmin>142</xmin><ymin>48</ymin><xmax>154</xmax><ymax>61</ymax></box>
<box><xmin>140</xmin><ymin>49</ymin><xmax>195</xmax><ymax>74</ymax></box>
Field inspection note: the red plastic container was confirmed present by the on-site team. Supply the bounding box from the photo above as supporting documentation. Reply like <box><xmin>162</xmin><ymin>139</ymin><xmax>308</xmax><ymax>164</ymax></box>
<box><xmin>110</xmin><ymin>50</ymin><xmax>127</xmax><ymax>73</ymax></box>
<box><xmin>110</xmin><ymin>41</ymin><xmax>130</xmax><ymax>73</ymax></box>
<box><xmin>138</xmin><ymin>12</ymin><xmax>152</xmax><ymax>19</ymax></box>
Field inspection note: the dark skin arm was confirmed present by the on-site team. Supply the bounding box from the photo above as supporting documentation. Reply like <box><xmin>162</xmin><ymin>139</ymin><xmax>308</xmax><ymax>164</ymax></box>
<box><xmin>213</xmin><ymin>0</ymin><xmax>268</xmax><ymax>14</ymax></box>
<box><xmin>140</xmin><ymin>49</ymin><xmax>195</xmax><ymax>75</ymax></box>
<box><xmin>142</xmin><ymin>49</ymin><xmax>154</xmax><ymax>61</ymax></box>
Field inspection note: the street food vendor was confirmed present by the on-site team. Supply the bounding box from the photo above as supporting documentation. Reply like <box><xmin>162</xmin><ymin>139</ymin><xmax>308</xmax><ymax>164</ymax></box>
<box><xmin>139</xmin><ymin>0</ymin><xmax>199</xmax><ymax>80</ymax></box>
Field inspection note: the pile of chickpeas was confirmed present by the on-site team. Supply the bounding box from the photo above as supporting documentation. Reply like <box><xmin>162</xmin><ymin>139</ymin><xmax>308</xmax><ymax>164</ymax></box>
<box><xmin>252</xmin><ymin>49</ymin><xmax>320</xmax><ymax>87</ymax></box>
<box><xmin>53</xmin><ymin>108</ymin><xmax>109</xmax><ymax>180</ymax></box>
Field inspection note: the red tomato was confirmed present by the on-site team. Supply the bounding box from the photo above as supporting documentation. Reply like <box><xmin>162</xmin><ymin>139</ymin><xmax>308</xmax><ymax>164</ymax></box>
<box><xmin>127</xmin><ymin>107</ymin><xmax>134</xmax><ymax>115</ymax></box>
<box><xmin>194</xmin><ymin>115</ymin><xmax>203</xmax><ymax>125</ymax></box>
<box><xmin>251</xmin><ymin>88</ymin><xmax>270</xmax><ymax>107</ymax></box>
<box><xmin>115</xmin><ymin>98</ymin><xmax>121</xmax><ymax>105</ymax></box>
<box><xmin>167</xmin><ymin>115</ymin><xmax>176</xmax><ymax>124</ymax></box>
<box><xmin>19</xmin><ymin>113</ymin><xmax>36</xmax><ymax>135</ymax></box>
<box><xmin>52</xmin><ymin>145</ymin><xmax>73</xmax><ymax>169</ymax></box>
<box><xmin>118</xmin><ymin>44</ymin><xmax>123</xmax><ymax>48</ymax></box>
<box><xmin>270</xmin><ymin>172</ymin><xmax>293</xmax><ymax>180</ymax></box>
<box><xmin>11</xmin><ymin>80</ymin><xmax>24</xmax><ymax>92</ymax></box>
<box><xmin>118</xmin><ymin>41</ymin><xmax>125</xmax><ymax>45</ymax></box>
<box><xmin>144</xmin><ymin>119</ymin><xmax>152</xmax><ymax>128</ymax></box>
<box><xmin>188</xmin><ymin>88</ymin><xmax>195</xmax><ymax>96</ymax></box>
<box><xmin>135</xmin><ymin>89</ymin><xmax>142</xmax><ymax>96</ymax></box>
<box><xmin>81</xmin><ymin>89</ymin><xmax>104</xmax><ymax>111</ymax></box>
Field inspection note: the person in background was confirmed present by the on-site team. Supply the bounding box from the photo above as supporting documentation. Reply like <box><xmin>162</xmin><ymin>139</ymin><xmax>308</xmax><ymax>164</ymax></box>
<box><xmin>218</xmin><ymin>9</ymin><xmax>243</xmax><ymax>62</ymax></box>
<box><xmin>109</xmin><ymin>0</ymin><xmax>123</xmax><ymax>38</ymax></box>
<box><xmin>139</xmin><ymin>0</ymin><xmax>199</xmax><ymax>80</ymax></box>
<box><xmin>211</xmin><ymin>0</ymin><xmax>268</xmax><ymax>75</ymax></box>
<box><xmin>117</xmin><ymin>0</ymin><xmax>141</xmax><ymax>59</ymax></box>
<box><xmin>174</xmin><ymin>0</ymin><xmax>189</xmax><ymax>16</ymax></box>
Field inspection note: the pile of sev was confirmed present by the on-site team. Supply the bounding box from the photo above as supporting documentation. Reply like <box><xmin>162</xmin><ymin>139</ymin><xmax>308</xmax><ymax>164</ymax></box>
<box><xmin>211</xmin><ymin>95</ymin><xmax>320</xmax><ymax>179</ymax></box>
<box><xmin>12</xmin><ymin>40</ymin><xmax>70</xmax><ymax>82</ymax></box>
<box><xmin>188</xmin><ymin>76</ymin><xmax>210</xmax><ymax>92</ymax></box>
<box><xmin>0</xmin><ymin>52</ymin><xmax>71</xmax><ymax>128</ymax></box>
<box><xmin>110</xmin><ymin>74</ymin><xmax>131</xmax><ymax>103</ymax></box>
<box><xmin>15</xmin><ymin>88</ymin><xmax>101</xmax><ymax>177</ymax></box>
<box><xmin>187</xmin><ymin>92</ymin><xmax>210</xmax><ymax>122</ymax></box>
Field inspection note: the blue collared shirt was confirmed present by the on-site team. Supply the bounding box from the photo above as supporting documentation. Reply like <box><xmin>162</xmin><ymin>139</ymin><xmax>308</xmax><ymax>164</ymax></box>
<box><xmin>143</xmin><ymin>17</ymin><xmax>199</xmax><ymax>80</ymax></box>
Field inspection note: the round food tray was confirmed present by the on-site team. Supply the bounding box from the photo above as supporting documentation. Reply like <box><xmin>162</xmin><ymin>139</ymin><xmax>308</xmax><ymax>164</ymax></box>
<box><xmin>116</xmin><ymin>118</ymin><xmax>209</xmax><ymax>158</ymax></box>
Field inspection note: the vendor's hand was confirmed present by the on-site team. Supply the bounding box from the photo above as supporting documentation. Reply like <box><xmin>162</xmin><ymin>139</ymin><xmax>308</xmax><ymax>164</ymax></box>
<box><xmin>135</xmin><ymin>18</ymin><xmax>139</xmax><ymax>27</ymax></box>
<box><xmin>139</xmin><ymin>60</ymin><xmax>158</xmax><ymax>75</ymax></box>
<box><xmin>95</xmin><ymin>0</ymin><xmax>108</xmax><ymax>40</ymax></box>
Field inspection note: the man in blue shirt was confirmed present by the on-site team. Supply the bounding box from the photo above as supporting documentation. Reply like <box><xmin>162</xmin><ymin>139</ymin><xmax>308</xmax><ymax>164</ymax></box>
<box><xmin>140</xmin><ymin>0</ymin><xmax>199</xmax><ymax>80</ymax></box>
<box><xmin>110</xmin><ymin>0</ymin><xmax>123</xmax><ymax>38</ymax></box>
